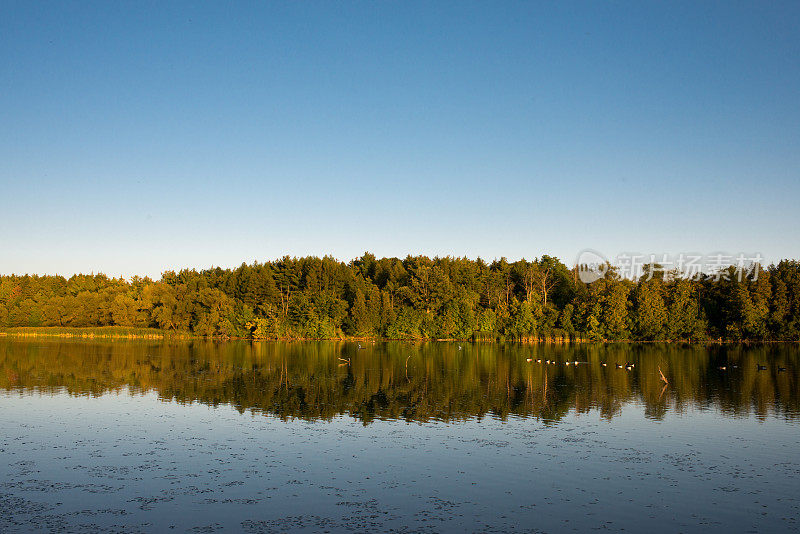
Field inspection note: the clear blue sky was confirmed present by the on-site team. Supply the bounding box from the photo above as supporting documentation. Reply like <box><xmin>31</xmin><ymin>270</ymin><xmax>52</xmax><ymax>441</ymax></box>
<box><xmin>2</xmin><ymin>1</ymin><xmax>798</xmax><ymax>278</ymax></box>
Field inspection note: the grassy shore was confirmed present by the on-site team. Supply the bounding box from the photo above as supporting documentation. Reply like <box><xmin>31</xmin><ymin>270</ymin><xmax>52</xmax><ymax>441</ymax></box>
<box><xmin>0</xmin><ymin>327</ymin><xmax>579</xmax><ymax>342</ymax></box>
<box><xmin>1</xmin><ymin>327</ymin><xmax>794</xmax><ymax>344</ymax></box>
<box><xmin>0</xmin><ymin>326</ymin><xmax>188</xmax><ymax>339</ymax></box>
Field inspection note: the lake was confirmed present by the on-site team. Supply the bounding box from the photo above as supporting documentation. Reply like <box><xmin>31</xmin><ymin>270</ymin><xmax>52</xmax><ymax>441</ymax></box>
<box><xmin>1</xmin><ymin>339</ymin><xmax>798</xmax><ymax>532</ymax></box>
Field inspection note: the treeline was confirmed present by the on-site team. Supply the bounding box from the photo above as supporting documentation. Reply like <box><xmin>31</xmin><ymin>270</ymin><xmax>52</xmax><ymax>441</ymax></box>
<box><xmin>1</xmin><ymin>254</ymin><xmax>799</xmax><ymax>341</ymax></box>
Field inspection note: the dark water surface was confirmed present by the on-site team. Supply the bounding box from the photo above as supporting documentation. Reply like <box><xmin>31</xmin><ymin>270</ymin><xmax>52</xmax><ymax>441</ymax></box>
<box><xmin>1</xmin><ymin>339</ymin><xmax>798</xmax><ymax>533</ymax></box>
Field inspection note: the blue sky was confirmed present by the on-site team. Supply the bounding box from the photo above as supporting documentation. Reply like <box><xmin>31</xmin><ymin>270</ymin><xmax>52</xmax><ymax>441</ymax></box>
<box><xmin>2</xmin><ymin>1</ymin><xmax>798</xmax><ymax>278</ymax></box>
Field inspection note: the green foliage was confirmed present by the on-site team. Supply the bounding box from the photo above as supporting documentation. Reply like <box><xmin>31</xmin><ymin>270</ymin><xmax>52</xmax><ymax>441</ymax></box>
<box><xmin>600</xmin><ymin>280</ymin><xmax>632</xmax><ymax>340</ymax></box>
<box><xmin>0</xmin><ymin>255</ymin><xmax>798</xmax><ymax>341</ymax></box>
<box><xmin>508</xmin><ymin>300</ymin><xmax>537</xmax><ymax>339</ymax></box>
<box><xmin>586</xmin><ymin>314</ymin><xmax>602</xmax><ymax>341</ymax></box>
<box><xmin>384</xmin><ymin>306</ymin><xmax>421</xmax><ymax>339</ymax></box>
<box><xmin>633</xmin><ymin>280</ymin><xmax>668</xmax><ymax>341</ymax></box>
<box><xmin>475</xmin><ymin>308</ymin><xmax>497</xmax><ymax>340</ymax></box>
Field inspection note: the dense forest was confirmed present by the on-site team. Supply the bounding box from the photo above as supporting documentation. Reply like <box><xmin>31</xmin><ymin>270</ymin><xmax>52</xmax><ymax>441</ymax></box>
<box><xmin>1</xmin><ymin>254</ymin><xmax>799</xmax><ymax>342</ymax></box>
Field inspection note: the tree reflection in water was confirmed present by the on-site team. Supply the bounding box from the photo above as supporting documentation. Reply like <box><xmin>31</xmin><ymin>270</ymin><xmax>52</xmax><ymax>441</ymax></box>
<box><xmin>1</xmin><ymin>340</ymin><xmax>797</xmax><ymax>424</ymax></box>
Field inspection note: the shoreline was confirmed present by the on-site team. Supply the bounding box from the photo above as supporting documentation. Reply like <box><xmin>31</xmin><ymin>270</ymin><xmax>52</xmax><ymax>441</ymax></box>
<box><xmin>1</xmin><ymin>327</ymin><xmax>797</xmax><ymax>344</ymax></box>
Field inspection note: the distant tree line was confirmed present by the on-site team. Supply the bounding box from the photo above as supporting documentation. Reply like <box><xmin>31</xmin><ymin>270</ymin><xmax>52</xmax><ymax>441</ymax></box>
<box><xmin>1</xmin><ymin>254</ymin><xmax>798</xmax><ymax>341</ymax></box>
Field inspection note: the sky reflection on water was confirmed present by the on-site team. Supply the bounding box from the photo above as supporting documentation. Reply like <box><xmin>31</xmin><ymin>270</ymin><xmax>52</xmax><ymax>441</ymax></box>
<box><xmin>1</xmin><ymin>340</ymin><xmax>799</xmax><ymax>532</ymax></box>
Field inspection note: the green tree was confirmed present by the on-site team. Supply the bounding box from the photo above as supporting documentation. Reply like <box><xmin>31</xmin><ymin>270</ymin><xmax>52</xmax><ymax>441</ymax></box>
<box><xmin>633</xmin><ymin>279</ymin><xmax>667</xmax><ymax>340</ymax></box>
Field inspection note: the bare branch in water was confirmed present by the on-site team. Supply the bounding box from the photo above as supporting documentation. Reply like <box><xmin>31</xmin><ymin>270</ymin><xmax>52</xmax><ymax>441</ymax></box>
<box><xmin>659</xmin><ymin>366</ymin><xmax>669</xmax><ymax>384</ymax></box>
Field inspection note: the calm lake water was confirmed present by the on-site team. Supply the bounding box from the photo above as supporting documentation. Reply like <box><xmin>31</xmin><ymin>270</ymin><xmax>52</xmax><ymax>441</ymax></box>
<box><xmin>1</xmin><ymin>339</ymin><xmax>798</xmax><ymax>533</ymax></box>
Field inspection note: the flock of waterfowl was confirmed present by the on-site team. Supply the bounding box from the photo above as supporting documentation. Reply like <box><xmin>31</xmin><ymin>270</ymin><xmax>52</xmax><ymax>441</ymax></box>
<box><xmin>715</xmin><ymin>363</ymin><xmax>787</xmax><ymax>372</ymax></box>
<box><xmin>358</xmin><ymin>343</ymin><xmax>789</xmax><ymax>374</ymax></box>
<box><xmin>522</xmin><ymin>357</ymin><xmax>789</xmax><ymax>373</ymax></box>
<box><xmin>524</xmin><ymin>357</ymin><xmax>635</xmax><ymax>370</ymax></box>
